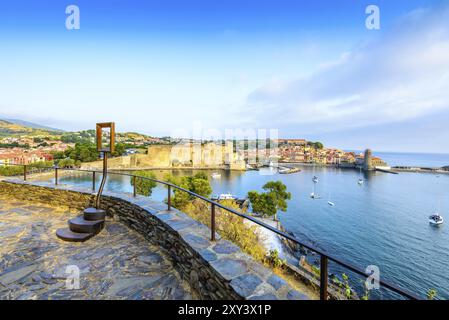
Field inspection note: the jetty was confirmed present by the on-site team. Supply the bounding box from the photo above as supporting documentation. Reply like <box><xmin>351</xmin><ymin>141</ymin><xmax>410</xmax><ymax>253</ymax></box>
<box><xmin>375</xmin><ymin>167</ymin><xmax>399</xmax><ymax>175</ymax></box>
<box><xmin>279</xmin><ymin>166</ymin><xmax>301</xmax><ymax>174</ymax></box>
<box><xmin>392</xmin><ymin>166</ymin><xmax>449</xmax><ymax>175</ymax></box>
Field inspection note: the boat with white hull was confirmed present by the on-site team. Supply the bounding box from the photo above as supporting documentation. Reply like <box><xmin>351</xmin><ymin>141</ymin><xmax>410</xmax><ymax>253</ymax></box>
<box><xmin>429</xmin><ymin>214</ymin><xmax>444</xmax><ymax>226</ymax></box>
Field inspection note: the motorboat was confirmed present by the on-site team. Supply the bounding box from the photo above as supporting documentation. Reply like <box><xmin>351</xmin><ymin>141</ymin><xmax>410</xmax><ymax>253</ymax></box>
<box><xmin>429</xmin><ymin>214</ymin><xmax>444</xmax><ymax>226</ymax></box>
<box><xmin>358</xmin><ymin>179</ymin><xmax>364</xmax><ymax>185</ymax></box>
<box><xmin>217</xmin><ymin>193</ymin><xmax>236</xmax><ymax>201</ymax></box>
<box><xmin>312</xmin><ymin>176</ymin><xmax>319</xmax><ymax>183</ymax></box>
<box><xmin>211</xmin><ymin>172</ymin><xmax>221</xmax><ymax>179</ymax></box>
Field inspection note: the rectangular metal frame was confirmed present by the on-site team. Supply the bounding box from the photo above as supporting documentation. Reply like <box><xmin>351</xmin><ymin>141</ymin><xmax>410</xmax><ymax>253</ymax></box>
<box><xmin>96</xmin><ymin>122</ymin><xmax>115</xmax><ymax>153</ymax></box>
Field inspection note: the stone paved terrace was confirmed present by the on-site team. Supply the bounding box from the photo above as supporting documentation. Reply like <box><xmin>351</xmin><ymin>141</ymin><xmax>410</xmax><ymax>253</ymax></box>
<box><xmin>0</xmin><ymin>179</ymin><xmax>311</xmax><ymax>300</ymax></box>
<box><xmin>0</xmin><ymin>195</ymin><xmax>196</xmax><ymax>300</ymax></box>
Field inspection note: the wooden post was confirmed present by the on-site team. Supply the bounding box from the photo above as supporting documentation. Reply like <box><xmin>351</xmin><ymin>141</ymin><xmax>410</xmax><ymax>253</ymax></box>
<box><xmin>23</xmin><ymin>165</ymin><xmax>27</xmax><ymax>181</ymax></box>
<box><xmin>92</xmin><ymin>171</ymin><xmax>96</xmax><ymax>191</ymax></box>
<box><xmin>320</xmin><ymin>255</ymin><xmax>328</xmax><ymax>300</ymax></box>
<box><xmin>55</xmin><ymin>167</ymin><xmax>58</xmax><ymax>185</ymax></box>
<box><xmin>211</xmin><ymin>204</ymin><xmax>216</xmax><ymax>241</ymax></box>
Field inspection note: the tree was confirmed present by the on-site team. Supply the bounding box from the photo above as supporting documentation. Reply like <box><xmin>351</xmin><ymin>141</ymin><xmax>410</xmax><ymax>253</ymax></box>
<box><xmin>131</xmin><ymin>171</ymin><xmax>157</xmax><ymax>196</ymax></box>
<box><xmin>52</xmin><ymin>151</ymin><xmax>66</xmax><ymax>160</ymax></box>
<box><xmin>112</xmin><ymin>143</ymin><xmax>126</xmax><ymax>157</ymax></box>
<box><xmin>63</xmin><ymin>142</ymin><xmax>99</xmax><ymax>163</ymax></box>
<box><xmin>58</xmin><ymin>158</ymin><xmax>76</xmax><ymax>168</ymax></box>
<box><xmin>247</xmin><ymin>181</ymin><xmax>291</xmax><ymax>220</ymax></box>
<box><xmin>307</xmin><ymin>141</ymin><xmax>324</xmax><ymax>150</ymax></box>
<box><xmin>164</xmin><ymin>172</ymin><xmax>212</xmax><ymax>209</ymax></box>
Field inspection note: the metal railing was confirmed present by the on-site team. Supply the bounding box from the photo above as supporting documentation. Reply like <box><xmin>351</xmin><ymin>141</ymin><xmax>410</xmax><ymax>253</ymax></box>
<box><xmin>0</xmin><ymin>163</ymin><xmax>421</xmax><ymax>300</ymax></box>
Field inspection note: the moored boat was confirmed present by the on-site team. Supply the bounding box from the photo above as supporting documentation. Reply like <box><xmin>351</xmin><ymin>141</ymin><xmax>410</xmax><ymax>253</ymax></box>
<box><xmin>211</xmin><ymin>172</ymin><xmax>221</xmax><ymax>179</ymax></box>
<box><xmin>212</xmin><ymin>193</ymin><xmax>237</xmax><ymax>201</ymax></box>
<box><xmin>429</xmin><ymin>214</ymin><xmax>444</xmax><ymax>226</ymax></box>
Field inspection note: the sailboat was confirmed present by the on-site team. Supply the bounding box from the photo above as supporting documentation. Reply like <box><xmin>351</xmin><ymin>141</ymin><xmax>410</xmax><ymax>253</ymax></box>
<box><xmin>358</xmin><ymin>167</ymin><xmax>364</xmax><ymax>185</ymax></box>
<box><xmin>310</xmin><ymin>178</ymin><xmax>321</xmax><ymax>199</ymax></box>
<box><xmin>327</xmin><ymin>193</ymin><xmax>335</xmax><ymax>206</ymax></box>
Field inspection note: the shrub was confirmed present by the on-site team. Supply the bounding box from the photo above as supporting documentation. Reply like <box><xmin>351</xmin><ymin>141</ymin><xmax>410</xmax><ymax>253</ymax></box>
<box><xmin>131</xmin><ymin>171</ymin><xmax>157</xmax><ymax>196</ymax></box>
<box><xmin>164</xmin><ymin>174</ymin><xmax>267</xmax><ymax>263</ymax></box>
<box><xmin>267</xmin><ymin>249</ymin><xmax>287</xmax><ymax>269</ymax></box>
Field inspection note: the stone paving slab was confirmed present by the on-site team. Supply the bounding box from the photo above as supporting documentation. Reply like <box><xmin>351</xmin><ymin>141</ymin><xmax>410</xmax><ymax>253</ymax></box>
<box><xmin>0</xmin><ymin>179</ymin><xmax>312</xmax><ymax>300</ymax></box>
<box><xmin>0</xmin><ymin>195</ymin><xmax>196</xmax><ymax>300</ymax></box>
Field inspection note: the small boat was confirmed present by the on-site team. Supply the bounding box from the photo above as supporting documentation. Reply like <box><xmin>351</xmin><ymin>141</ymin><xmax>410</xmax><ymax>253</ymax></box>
<box><xmin>278</xmin><ymin>167</ymin><xmax>301</xmax><ymax>174</ymax></box>
<box><xmin>217</xmin><ymin>193</ymin><xmax>236</xmax><ymax>201</ymax></box>
<box><xmin>429</xmin><ymin>214</ymin><xmax>444</xmax><ymax>226</ymax></box>
<box><xmin>358</xmin><ymin>167</ymin><xmax>364</xmax><ymax>185</ymax></box>
<box><xmin>312</xmin><ymin>176</ymin><xmax>319</xmax><ymax>183</ymax></box>
<box><xmin>310</xmin><ymin>193</ymin><xmax>321</xmax><ymax>199</ymax></box>
<box><xmin>327</xmin><ymin>193</ymin><xmax>335</xmax><ymax>206</ymax></box>
<box><xmin>211</xmin><ymin>172</ymin><xmax>221</xmax><ymax>179</ymax></box>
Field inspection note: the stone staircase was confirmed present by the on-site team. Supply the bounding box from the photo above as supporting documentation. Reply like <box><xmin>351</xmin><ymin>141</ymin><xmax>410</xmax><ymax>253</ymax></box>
<box><xmin>56</xmin><ymin>208</ymin><xmax>106</xmax><ymax>242</ymax></box>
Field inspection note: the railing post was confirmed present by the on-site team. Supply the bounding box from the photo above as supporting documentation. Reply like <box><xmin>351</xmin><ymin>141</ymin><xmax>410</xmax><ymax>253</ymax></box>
<box><xmin>211</xmin><ymin>203</ymin><xmax>216</xmax><ymax>241</ymax></box>
<box><xmin>92</xmin><ymin>171</ymin><xmax>96</xmax><ymax>191</ymax></box>
<box><xmin>167</xmin><ymin>185</ymin><xmax>171</xmax><ymax>211</ymax></box>
<box><xmin>133</xmin><ymin>176</ymin><xmax>137</xmax><ymax>197</ymax></box>
<box><xmin>320</xmin><ymin>255</ymin><xmax>328</xmax><ymax>300</ymax></box>
<box><xmin>23</xmin><ymin>165</ymin><xmax>27</xmax><ymax>181</ymax></box>
<box><xmin>55</xmin><ymin>167</ymin><xmax>58</xmax><ymax>185</ymax></box>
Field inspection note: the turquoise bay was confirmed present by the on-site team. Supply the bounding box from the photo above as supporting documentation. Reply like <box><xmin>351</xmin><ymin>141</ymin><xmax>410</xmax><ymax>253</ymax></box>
<box><xmin>54</xmin><ymin>155</ymin><xmax>449</xmax><ymax>299</ymax></box>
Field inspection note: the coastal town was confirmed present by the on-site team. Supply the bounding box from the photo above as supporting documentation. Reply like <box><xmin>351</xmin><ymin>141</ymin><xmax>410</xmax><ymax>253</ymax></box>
<box><xmin>2</xmin><ymin>119</ymin><xmax>448</xmax><ymax>175</ymax></box>
<box><xmin>0</xmin><ymin>130</ymin><xmax>386</xmax><ymax>170</ymax></box>
<box><xmin>275</xmin><ymin>139</ymin><xmax>389</xmax><ymax>169</ymax></box>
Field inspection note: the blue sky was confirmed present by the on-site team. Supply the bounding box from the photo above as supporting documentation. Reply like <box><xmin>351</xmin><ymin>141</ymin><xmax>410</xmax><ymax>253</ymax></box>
<box><xmin>0</xmin><ymin>0</ymin><xmax>448</xmax><ymax>152</ymax></box>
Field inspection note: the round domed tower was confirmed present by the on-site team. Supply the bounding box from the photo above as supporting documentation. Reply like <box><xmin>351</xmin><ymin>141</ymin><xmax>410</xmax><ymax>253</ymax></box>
<box><xmin>363</xmin><ymin>149</ymin><xmax>373</xmax><ymax>171</ymax></box>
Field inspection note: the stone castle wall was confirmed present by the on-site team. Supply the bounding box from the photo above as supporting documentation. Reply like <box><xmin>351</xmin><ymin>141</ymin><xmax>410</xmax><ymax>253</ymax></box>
<box><xmin>81</xmin><ymin>143</ymin><xmax>246</xmax><ymax>170</ymax></box>
<box><xmin>0</xmin><ymin>180</ymin><xmax>306</xmax><ymax>300</ymax></box>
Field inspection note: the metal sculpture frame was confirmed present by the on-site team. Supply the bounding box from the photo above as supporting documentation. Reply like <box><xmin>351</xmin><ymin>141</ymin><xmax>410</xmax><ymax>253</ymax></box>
<box><xmin>95</xmin><ymin>122</ymin><xmax>115</xmax><ymax>209</ymax></box>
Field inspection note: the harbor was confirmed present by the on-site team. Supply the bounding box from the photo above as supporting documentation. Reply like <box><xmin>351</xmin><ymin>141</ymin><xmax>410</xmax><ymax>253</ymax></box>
<box><xmin>51</xmin><ymin>160</ymin><xmax>449</xmax><ymax>299</ymax></box>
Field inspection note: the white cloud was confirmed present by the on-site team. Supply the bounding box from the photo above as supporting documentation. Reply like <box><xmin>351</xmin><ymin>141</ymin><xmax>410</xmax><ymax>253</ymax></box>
<box><xmin>244</xmin><ymin>4</ymin><xmax>449</xmax><ymax>134</ymax></box>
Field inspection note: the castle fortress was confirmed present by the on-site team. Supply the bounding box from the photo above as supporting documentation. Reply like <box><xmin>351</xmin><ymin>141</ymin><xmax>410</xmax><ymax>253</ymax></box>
<box><xmin>83</xmin><ymin>142</ymin><xmax>246</xmax><ymax>170</ymax></box>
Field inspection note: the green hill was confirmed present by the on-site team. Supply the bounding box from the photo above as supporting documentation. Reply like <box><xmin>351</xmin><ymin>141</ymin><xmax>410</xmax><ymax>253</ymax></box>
<box><xmin>0</xmin><ymin>119</ymin><xmax>61</xmax><ymax>137</ymax></box>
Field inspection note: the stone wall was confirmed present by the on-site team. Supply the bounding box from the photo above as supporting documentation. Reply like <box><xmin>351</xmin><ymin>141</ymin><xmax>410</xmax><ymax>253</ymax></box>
<box><xmin>0</xmin><ymin>179</ymin><xmax>307</xmax><ymax>300</ymax></box>
<box><xmin>81</xmin><ymin>142</ymin><xmax>247</xmax><ymax>171</ymax></box>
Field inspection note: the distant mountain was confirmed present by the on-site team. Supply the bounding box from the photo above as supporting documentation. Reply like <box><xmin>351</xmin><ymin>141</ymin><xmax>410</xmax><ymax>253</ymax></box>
<box><xmin>0</xmin><ymin>119</ymin><xmax>63</xmax><ymax>136</ymax></box>
<box><xmin>1</xmin><ymin>118</ymin><xmax>64</xmax><ymax>132</ymax></box>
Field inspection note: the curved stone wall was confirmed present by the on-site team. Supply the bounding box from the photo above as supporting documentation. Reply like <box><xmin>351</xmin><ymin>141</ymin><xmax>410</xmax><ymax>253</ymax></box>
<box><xmin>0</xmin><ymin>179</ymin><xmax>308</xmax><ymax>300</ymax></box>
